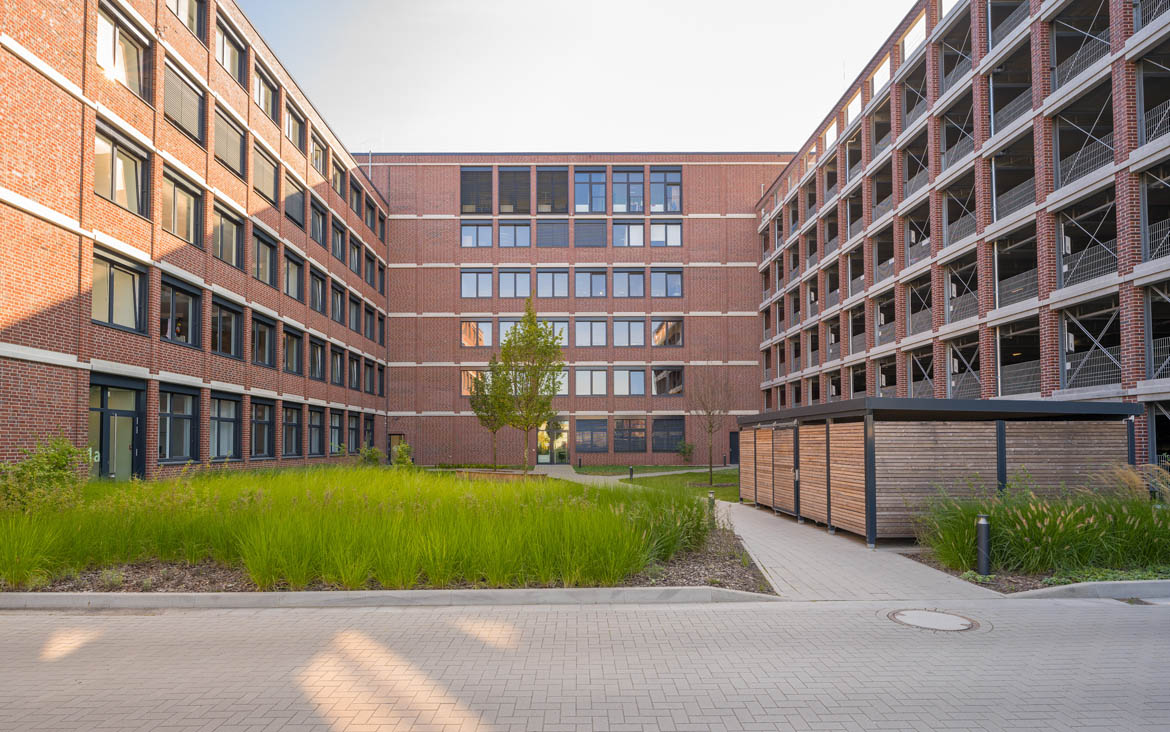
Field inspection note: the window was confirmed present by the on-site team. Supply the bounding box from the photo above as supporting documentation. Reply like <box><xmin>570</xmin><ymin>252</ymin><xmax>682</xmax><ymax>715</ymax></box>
<box><xmin>284</xmin><ymin>105</ymin><xmax>305</xmax><ymax>150</ymax></box>
<box><xmin>309</xmin><ymin>338</ymin><xmax>326</xmax><ymax>381</ymax></box>
<box><xmin>540</xmin><ymin>319</ymin><xmax>569</xmax><ymax>346</ymax></box>
<box><xmin>457</xmin><ymin>221</ymin><xmax>491</xmax><ymax>248</ymax></box>
<box><xmin>575</xmin><ymin>419</ymin><xmax>608</xmax><ymax>452</ymax></box>
<box><xmin>91</xmin><ymin>253</ymin><xmax>143</xmax><ymax>331</ymax></box>
<box><xmin>348</xmin><ymin>354</ymin><xmax>361</xmax><ymax>390</ymax></box>
<box><xmin>330</xmin><ymin>411</ymin><xmax>343</xmax><ymax>453</ymax></box>
<box><xmin>253</xmin><ymin>146</ymin><xmax>278</xmax><ymax>202</ymax></box>
<box><xmin>378</xmin><ymin>265</ymin><xmax>386</xmax><ymax>295</ymax></box>
<box><xmin>614</xmin><ymin>368</ymin><xmax>646</xmax><ymax>396</ymax></box>
<box><xmin>378</xmin><ymin>314</ymin><xmax>385</xmax><ymax>345</ymax></box>
<box><xmin>213</xmin><ymin>112</ymin><xmax>244</xmax><ymax>176</ymax></box>
<box><xmin>163</xmin><ymin>63</ymin><xmax>203</xmax><ymax>141</ymax></box>
<box><xmin>330</xmin><ymin>348</ymin><xmax>344</xmax><ymax>385</ymax></box>
<box><xmin>251</xmin><ymin>401</ymin><xmax>274</xmax><ymax>458</ymax></box>
<box><xmin>349</xmin><ymin>239</ymin><xmax>362</xmax><ymax>274</ymax></box>
<box><xmin>614</xmin><ymin>418</ymin><xmax>646</xmax><ymax>452</ymax></box>
<box><xmin>649</xmin><ymin>221</ymin><xmax>682</xmax><ymax>247</ymax></box>
<box><xmin>651</xmin><ymin>319</ymin><xmax>683</xmax><ymax>346</ymax></box>
<box><xmin>210</xmin><ymin>300</ymin><xmax>241</xmax><ymax>357</ymax></box>
<box><xmin>159</xmin><ymin>390</ymin><xmax>196</xmax><ymax>462</ymax></box>
<box><xmin>521</xmin><ymin>271</ymin><xmax>564</xmax><ymax>301</ymax></box>
<box><xmin>378</xmin><ymin>214</ymin><xmax>387</xmax><ymax>244</ymax></box>
<box><xmin>253</xmin><ymin>234</ymin><xmax>277</xmax><ymax>287</ymax></box>
<box><xmin>253</xmin><ymin>65</ymin><xmax>278</xmax><ymax>122</ymax></box>
<box><xmin>252</xmin><ymin>317</ymin><xmax>275</xmax><ymax>367</ymax></box>
<box><xmin>652</xmin><ymin>417</ymin><xmax>685</xmax><ymax>452</ymax></box>
<box><xmin>612</xmin><ymin>170</ymin><xmax>644</xmax><ymax>213</ymax></box>
<box><xmin>613</xmin><ymin>270</ymin><xmax>644</xmax><ymax>298</ymax></box>
<box><xmin>310</xmin><ymin>203</ymin><xmax>327</xmax><ymax>246</ymax></box>
<box><xmin>461</xmin><ymin>168</ymin><xmax>492</xmax><ymax>214</ymax></box>
<box><xmin>209</xmin><ymin>396</ymin><xmax>239</xmax><ymax>460</ymax></box>
<box><xmin>378</xmin><ymin>365</ymin><xmax>385</xmax><ymax>396</ymax></box>
<box><xmin>652</xmin><ymin>367</ymin><xmax>684</xmax><ymax>395</ymax></box>
<box><xmin>575</xmin><ymin>319</ymin><xmax>606</xmax><ymax>347</ymax></box>
<box><xmin>308</xmin><ymin>408</ymin><xmax>325</xmax><ymax>456</ymax></box>
<box><xmin>536</xmin><ymin>167</ymin><xmax>568</xmax><ymax>213</ymax></box>
<box><xmin>556</xmin><ymin>369</ymin><xmax>570</xmax><ymax>395</ymax></box>
<box><xmin>212</xmin><ymin>209</ymin><xmax>242</xmax><ymax>268</ymax></box>
<box><xmin>574</xmin><ymin>170</ymin><xmax>606</xmax><ymax>213</ymax></box>
<box><xmin>310</xmin><ymin>136</ymin><xmax>327</xmax><ymax>174</ymax></box>
<box><xmin>650</xmin><ymin>269</ymin><xmax>683</xmax><ymax>297</ymax></box>
<box><xmin>332</xmin><ymin>163</ymin><xmax>346</xmax><ymax>197</ymax></box>
<box><xmin>613</xmin><ymin>319</ymin><xmax>644</xmax><ymax>347</ymax></box>
<box><xmin>649</xmin><ymin>168</ymin><xmax>682</xmax><ymax>213</ymax></box>
<box><xmin>365</xmin><ymin>199</ymin><xmax>376</xmax><ymax>230</ymax></box>
<box><xmin>364</xmin><ymin>307</ymin><xmax>375</xmax><ymax>340</ymax></box>
<box><xmin>365</xmin><ymin>253</ymin><xmax>377</xmax><ymax>287</ymax></box>
<box><xmin>364</xmin><ymin>360</ymin><xmax>376</xmax><ymax>393</ymax></box>
<box><xmin>575</xmin><ymin>369</ymin><xmax>606</xmax><ymax>396</ymax></box>
<box><xmin>281</xmin><ymin>255</ymin><xmax>303</xmax><ymax>302</ymax></box>
<box><xmin>613</xmin><ymin>222</ymin><xmax>644</xmax><ymax>247</ymax></box>
<box><xmin>161</xmin><ymin>172</ymin><xmax>200</xmax><ymax>243</ymax></box>
<box><xmin>575</xmin><ymin>269</ymin><xmax>607</xmax><ymax>298</ymax></box>
<box><xmin>347</xmin><ymin>414</ymin><xmax>360</xmax><ymax>453</ymax></box>
<box><xmin>167</xmin><ymin>0</ymin><xmax>204</xmax><ymax>39</ymax></box>
<box><xmin>461</xmin><ymin>270</ymin><xmax>492</xmax><ymax>298</ymax></box>
<box><xmin>331</xmin><ymin>225</ymin><xmax>346</xmax><ymax>261</ymax></box>
<box><xmin>536</xmin><ymin>220</ymin><xmax>569</xmax><ymax>247</ymax></box>
<box><xmin>460</xmin><ymin>369</ymin><xmax>484</xmax><ymax>396</ymax></box>
<box><xmin>331</xmin><ymin>285</ymin><xmax>345</xmax><ymax>324</ymax></box>
<box><xmin>284</xmin><ymin>176</ymin><xmax>305</xmax><ymax>227</ymax></box>
<box><xmin>574</xmin><ymin>220</ymin><xmax>607</xmax><ymax>247</ymax></box>
<box><xmin>160</xmin><ymin>279</ymin><xmax>199</xmax><ymax>347</ymax></box>
<box><xmin>499</xmin><ymin>223</ymin><xmax>530</xmax><ymax>247</ymax></box>
<box><xmin>215</xmin><ymin>19</ymin><xmax>244</xmax><ymax>84</ymax></box>
<box><xmin>348</xmin><ymin>297</ymin><xmax>361</xmax><ymax>332</ymax></box>
<box><xmin>97</xmin><ymin>8</ymin><xmax>147</xmax><ymax>98</ymax></box>
<box><xmin>349</xmin><ymin>182</ymin><xmax>362</xmax><ymax>214</ymax></box>
<box><xmin>283</xmin><ymin>328</ymin><xmax>302</xmax><ymax>374</ymax></box>
<box><xmin>94</xmin><ymin>129</ymin><xmax>146</xmax><ymax>215</ymax></box>
<box><xmin>461</xmin><ymin>320</ymin><xmax>492</xmax><ymax>347</ymax></box>
<box><xmin>364</xmin><ymin>415</ymin><xmax>375</xmax><ymax>447</ymax></box>
<box><xmin>283</xmin><ymin>406</ymin><xmax>302</xmax><ymax>457</ymax></box>
<box><xmin>499</xmin><ymin>270</ymin><xmax>531</xmax><ymax>298</ymax></box>
<box><xmin>488</xmin><ymin>166</ymin><xmax>529</xmax><ymax>213</ymax></box>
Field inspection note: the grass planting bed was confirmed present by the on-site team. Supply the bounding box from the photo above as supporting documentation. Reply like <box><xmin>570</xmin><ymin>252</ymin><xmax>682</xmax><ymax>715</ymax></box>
<box><xmin>0</xmin><ymin>466</ymin><xmax>766</xmax><ymax>593</ymax></box>
<box><xmin>623</xmin><ymin>468</ymin><xmax>741</xmax><ymax>502</ymax></box>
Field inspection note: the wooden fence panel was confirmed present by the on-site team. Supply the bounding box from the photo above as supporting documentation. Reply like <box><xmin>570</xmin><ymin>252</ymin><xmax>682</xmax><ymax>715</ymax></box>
<box><xmin>739</xmin><ymin>428</ymin><xmax>756</xmax><ymax>502</ymax></box>
<box><xmin>755</xmin><ymin>429</ymin><xmax>774</xmax><ymax>508</ymax></box>
<box><xmin>1004</xmin><ymin>420</ymin><xmax>1128</xmax><ymax>494</ymax></box>
<box><xmin>773</xmin><ymin>428</ymin><xmax>796</xmax><ymax>513</ymax></box>
<box><xmin>799</xmin><ymin>423</ymin><xmax>828</xmax><ymax>523</ymax></box>
<box><xmin>829</xmin><ymin>421</ymin><xmax>866</xmax><ymax>536</ymax></box>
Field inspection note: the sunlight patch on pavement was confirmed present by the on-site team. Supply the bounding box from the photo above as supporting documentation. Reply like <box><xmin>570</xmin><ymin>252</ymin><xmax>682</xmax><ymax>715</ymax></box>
<box><xmin>39</xmin><ymin>627</ymin><xmax>103</xmax><ymax>661</ymax></box>
<box><xmin>451</xmin><ymin>617</ymin><xmax>519</xmax><ymax>650</ymax></box>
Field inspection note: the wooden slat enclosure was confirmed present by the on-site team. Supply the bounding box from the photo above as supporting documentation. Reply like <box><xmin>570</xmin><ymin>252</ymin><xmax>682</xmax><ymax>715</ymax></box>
<box><xmin>873</xmin><ymin>421</ymin><xmax>998</xmax><ymax>538</ymax></box>
<box><xmin>739</xmin><ymin>429</ymin><xmax>755</xmax><ymax>503</ymax></box>
<box><xmin>755</xmin><ymin>429</ymin><xmax>774</xmax><ymax>508</ymax></box>
<box><xmin>773</xmin><ymin>428</ymin><xmax>796</xmax><ymax>513</ymax></box>
<box><xmin>798</xmin><ymin>424</ymin><xmax>828</xmax><ymax>523</ymax></box>
<box><xmin>1004</xmin><ymin>420</ymin><xmax>1128</xmax><ymax>494</ymax></box>
<box><xmin>828</xmin><ymin>421</ymin><xmax>866</xmax><ymax>536</ymax></box>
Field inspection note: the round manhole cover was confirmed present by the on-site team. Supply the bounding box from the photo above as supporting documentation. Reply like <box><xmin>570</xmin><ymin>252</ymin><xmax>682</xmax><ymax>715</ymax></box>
<box><xmin>888</xmin><ymin>609</ymin><xmax>978</xmax><ymax>631</ymax></box>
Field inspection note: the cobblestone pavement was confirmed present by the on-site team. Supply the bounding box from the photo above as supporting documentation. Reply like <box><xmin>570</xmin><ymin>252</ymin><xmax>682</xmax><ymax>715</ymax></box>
<box><xmin>1</xmin><ymin>599</ymin><xmax>1167</xmax><ymax>731</ymax></box>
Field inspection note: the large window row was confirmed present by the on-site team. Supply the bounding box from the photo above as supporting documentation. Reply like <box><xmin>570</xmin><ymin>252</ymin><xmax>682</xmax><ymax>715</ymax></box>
<box><xmin>460</xmin><ymin>317</ymin><xmax>684</xmax><ymax>349</ymax></box>
<box><xmin>573</xmin><ymin>416</ymin><xmax>687</xmax><ymax>454</ymax></box>
<box><xmin>460</xmin><ymin>166</ymin><xmax>681</xmax><ymax>215</ymax></box>
<box><xmin>458</xmin><ymin>367</ymin><xmax>685</xmax><ymax>398</ymax></box>
<box><xmin>459</xmin><ymin>219</ymin><xmax>681</xmax><ymax>248</ymax></box>
<box><xmin>459</xmin><ymin>267</ymin><xmax>684</xmax><ymax>299</ymax></box>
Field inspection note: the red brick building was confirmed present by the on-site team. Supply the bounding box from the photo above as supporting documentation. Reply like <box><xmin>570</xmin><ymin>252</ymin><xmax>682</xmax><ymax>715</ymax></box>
<box><xmin>756</xmin><ymin>0</ymin><xmax>1170</xmax><ymax>465</ymax></box>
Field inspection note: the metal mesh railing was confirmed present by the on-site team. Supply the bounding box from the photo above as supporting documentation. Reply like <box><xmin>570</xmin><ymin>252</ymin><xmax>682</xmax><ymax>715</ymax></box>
<box><xmin>878</xmin><ymin>384</ymin><xmax>898</xmax><ymax>397</ymax></box>
<box><xmin>1053</xmin><ymin>28</ymin><xmax>1111</xmax><ymax>90</ymax></box>
<box><xmin>826</xmin><ymin>289</ymin><xmax>840</xmax><ymax>308</ymax></box>
<box><xmin>911</xmin><ymin>379</ymin><xmax>934</xmax><ymax>398</ymax></box>
<box><xmin>997</xmin><ymin>267</ymin><xmax>1038</xmax><ymax>307</ymax></box>
<box><xmin>827</xmin><ymin>341</ymin><xmax>841</xmax><ymax>361</ymax></box>
<box><xmin>762</xmin><ymin>326</ymin><xmax>773</xmax><ymax>340</ymax></box>
<box><xmin>874</xmin><ymin>130</ymin><xmax>892</xmax><ymax>157</ymax></box>
<box><xmin>826</xmin><ymin>236</ymin><xmax>840</xmax><ymax>255</ymax></box>
<box><xmin>809</xmin><ymin>348</ymin><xmax>820</xmax><ymax>367</ymax></box>
<box><xmin>946</xmin><ymin>211</ymin><xmax>976</xmax><ymax>245</ymax></box>
<box><xmin>904</xmin><ymin>101</ymin><xmax>926</xmax><ymax>128</ymax></box>
<box><xmin>949</xmin><ymin>369</ymin><xmax>981</xmax><ymax>399</ymax></box>
<box><xmin>851</xmin><ymin>332</ymin><xmax>866</xmax><ymax>354</ymax></box>
<box><xmin>876</xmin><ymin>258</ymin><xmax>895</xmax><ymax>282</ymax></box>
<box><xmin>848</xmin><ymin>159</ymin><xmax>863</xmax><ymax>182</ymax></box>
<box><xmin>809</xmin><ymin>299</ymin><xmax>820</xmax><ymax>316</ymax></box>
<box><xmin>941</xmin><ymin>134</ymin><xmax>975</xmax><ymax>170</ymax></box>
<box><xmin>1144</xmin><ymin>98</ymin><xmax>1170</xmax><ymax>144</ymax></box>
<box><xmin>763</xmin><ymin>367</ymin><xmax>772</xmax><ymax>381</ymax></box>
<box><xmin>873</xmin><ymin>195</ymin><xmax>894</xmax><ymax>220</ymax></box>
<box><xmin>1062</xmin><ymin>238</ymin><xmax>1117</xmax><ymax>287</ymax></box>
<box><xmin>1138</xmin><ymin>0</ymin><xmax>1170</xmax><ymax>29</ymax></box>
<box><xmin>993</xmin><ymin>89</ymin><xmax>1032</xmax><ymax>135</ymax></box>
<box><xmin>941</xmin><ymin>58</ymin><xmax>972</xmax><ymax>94</ymax></box>
<box><xmin>825</xmin><ymin>181</ymin><xmax>839</xmax><ymax>201</ymax></box>
<box><xmin>909</xmin><ymin>307</ymin><xmax>932</xmax><ymax>335</ymax></box>
<box><xmin>877</xmin><ymin>320</ymin><xmax>895</xmax><ymax>345</ymax></box>
<box><xmin>807</xmin><ymin>253</ymin><xmax>818</xmax><ymax>269</ymax></box>
<box><xmin>905</xmin><ymin>168</ymin><xmax>929</xmax><ymax>197</ymax></box>
<box><xmin>848</xmin><ymin>217</ymin><xmax>865</xmax><ymax>239</ymax></box>
<box><xmin>792</xmin><ymin>355</ymin><xmax>801</xmax><ymax>371</ymax></box>
<box><xmin>1065</xmin><ymin>345</ymin><xmax>1121</xmax><ymax>389</ymax></box>
<box><xmin>1057</xmin><ymin>132</ymin><xmax>1114</xmax><ymax>188</ymax></box>
<box><xmin>850</xmin><ymin>275</ymin><xmax>865</xmax><ymax>297</ymax></box>
<box><xmin>990</xmin><ymin>2</ymin><xmax>1030</xmax><ymax>47</ymax></box>
<box><xmin>1148</xmin><ymin>218</ymin><xmax>1170</xmax><ymax>260</ymax></box>
<box><xmin>907</xmin><ymin>237</ymin><xmax>931</xmax><ymax>265</ymax></box>
<box><xmin>995</xmin><ymin>176</ymin><xmax>1035</xmax><ymax>219</ymax></box>
<box><xmin>949</xmin><ymin>291</ymin><xmax>978</xmax><ymax>322</ymax></box>
<box><xmin>1000</xmin><ymin>359</ymin><xmax>1040</xmax><ymax>395</ymax></box>
<box><xmin>1151</xmin><ymin>336</ymin><xmax>1170</xmax><ymax>379</ymax></box>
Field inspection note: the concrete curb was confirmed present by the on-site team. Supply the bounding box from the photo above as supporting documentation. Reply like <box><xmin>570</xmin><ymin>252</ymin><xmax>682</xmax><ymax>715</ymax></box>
<box><xmin>1007</xmin><ymin>580</ymin><xmax>1170</xmax><ymax>600</ymax></box>
<box><xmin>0</xmin><ymin>586</ymin><xmax>779</xmax><ymax>610</ymax></box>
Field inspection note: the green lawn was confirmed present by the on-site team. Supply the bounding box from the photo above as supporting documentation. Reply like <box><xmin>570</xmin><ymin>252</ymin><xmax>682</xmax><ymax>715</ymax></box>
<box><xmin>622</xmin><ymin>468</ymin><xmax>740</xmax><ymax>502</ymax></box>
<box><xmin>574</xmin><ymin>464</ymin><xmax>704</xmax><ymax>476</ymax></box>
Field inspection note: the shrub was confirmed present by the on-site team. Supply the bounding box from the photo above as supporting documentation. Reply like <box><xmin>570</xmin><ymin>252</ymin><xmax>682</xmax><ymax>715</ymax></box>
<box><xmin>0</xmin><ymin>437</ymin><xmax>85</xmax><ymax>513</ymax></box>
<box><xmin>359</xmin><ymin>446</ymin><xmax>385</xmax><ymax>466</ymax></box>
<box><xmin>676</xmin><ymin>441</ymin><xmax>694</xmax><ymax>464</ymax></box>
<box><xmin>392</xmin><ymin>442</ymin><xmax>414</xmax><ymax>468</ymax></box>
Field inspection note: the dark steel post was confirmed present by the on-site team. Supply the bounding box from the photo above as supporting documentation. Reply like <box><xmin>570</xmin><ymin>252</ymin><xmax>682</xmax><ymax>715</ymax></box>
<box><xmin>628</xmin><ymin>466</ymin><xmax>633</xmax><ymax>482</ymax></box>
<box><xmin>976</xmin><ymin>514</ymin><xmax>991</xmax><ymax>576</ymax></box>
<box><xmin>577</xmin><ymin>456</ymin><xmax>582</xmax><ymax>469</ymax></box>
<box><xmin>708</xmin><ymin>490</ymin><xmax>716</xmax><ymax>530</ymax></box>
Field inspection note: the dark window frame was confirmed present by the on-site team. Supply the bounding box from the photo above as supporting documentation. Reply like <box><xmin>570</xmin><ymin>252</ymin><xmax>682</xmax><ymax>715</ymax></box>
<box><xmin>91</xmin><ymin>251</ymin><xmax>146</xmax><ymax>334</ymax></box>
<box><xmin>282</xmin><ymin>404</ymin><xmax>303</xmax><ymax>457</ymax></box>
<box><xmin>651</xmin><ymin>416</ymin><xmax>686</xmax><ymax>453</ymax></box>
<box><xmin>308</xmin><ymin>338</ymin><xmax>326</xmax><ymax>381</ymax></box>
<box><xmin>575</xmin><ymin>418</ymin><xmax>608</xmax><ymax>452</ymax></box>
<box><xmin>159</xmin><ymin>276</ymin><xmax>201</xmax><ymax>348</ymax></box>
<box><xmin>209</xmin><ymin>393</ymin><xmax>241</xmax><ymax>460</ymax></box>
<box><xmin>250</xmin><ymin>399</ymin><xmax>275</xmax><ymax>459</ymax></box>
<box><xmin>159</xmin><ymin>387</ymin><xmax>199</xmax><ymax>463</ymax></box>
<box><xmin>210</xmin><ymin>299</ymin><xmax>243</xmax><ymax>358</ymax></box>
<box><xmin>251</xmin><ymin>316</ymin><xmax>276</xmax><ymax>368</ymax></box>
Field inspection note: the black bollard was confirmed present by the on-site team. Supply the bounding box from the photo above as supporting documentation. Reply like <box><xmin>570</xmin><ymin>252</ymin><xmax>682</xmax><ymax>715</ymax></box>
<box><xmin>628</xmin><ymin>466</ymin><xmax>634</xmax><ymax>481</ymax></box>
<box><xmin>577</xmin><ymin>456</ymin><xmax>582</xmax><ymax>469</ymax></box>
<box><xmin>976</xmin><ymin>514</ymin><xmax>991</xmax><ymax>576</ymax></box>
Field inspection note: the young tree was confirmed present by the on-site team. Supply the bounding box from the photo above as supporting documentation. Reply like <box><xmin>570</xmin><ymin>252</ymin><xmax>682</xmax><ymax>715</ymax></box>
<box><xmin>691</xmin><ymin>366</ymin><xmax>732</xmax><ymax>485</ymax></box>
<box><xmin>500</xmin><ymin>298</ymin><xmax>564</xmax><ymax>472</ymax></box>
<box><xmin>468</xmin><ymin>356</ymin><xmax>513</xmax><ymax>470</ymax></box>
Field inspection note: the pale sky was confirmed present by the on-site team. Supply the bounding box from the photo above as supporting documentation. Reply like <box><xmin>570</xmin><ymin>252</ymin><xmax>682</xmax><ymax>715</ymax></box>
<box><xmin>237</xmin><ymin>0</ymin><xmax>913</xmax><ymax>154</ymax></box>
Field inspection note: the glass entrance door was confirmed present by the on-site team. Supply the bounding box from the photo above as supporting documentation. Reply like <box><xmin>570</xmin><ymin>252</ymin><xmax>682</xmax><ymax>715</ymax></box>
<box><xmin>537</xmin><ymin>419</ymin><xmax>568</xmax><ymax>464</ymax></box>
<box><xmin>88</xmin><ymin>385</ymin><xmax>143</xmax><ymax>480</ymax></box>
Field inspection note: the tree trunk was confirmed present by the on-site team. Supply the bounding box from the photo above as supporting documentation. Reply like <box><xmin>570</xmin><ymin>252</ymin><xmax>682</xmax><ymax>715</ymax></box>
<box><xmin>708</xmin><ymin>432</ymin><xmax>714</xmax><ymax>485</ymax></box>
<box><xmin>522</xmin><ymin>428</ymin><xmax>530</xmax><ymax>473</ymax></box>
<box><xmin>491</xmin><ymin>430</ymin><xmax>498</xmax><ymax>470</ymax></box>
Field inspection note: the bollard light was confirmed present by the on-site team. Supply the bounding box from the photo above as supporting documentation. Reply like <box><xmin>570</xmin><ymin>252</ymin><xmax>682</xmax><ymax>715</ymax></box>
<box><xmin>708</xmin><ymin>490</ymin><xmax>716</xmax><ymax>529</ymax></box>
<box><xmin>976</xmin><ymin>514</ymin><xmax>991</xmax><ymax>577</ymax></box>
<box><xmin>577</xmin><ymin>456</ymin><xmax>582</xmax><ymax>469</ymax></box>
<box><xmin>723</xmin><ymin>453</ymin><xmax>727</xmax><ymax>466</ymax></box>
<box><xmin>628</xmin><ymin>466</ymin><xmax>634</xmax><ymax>481</ymax></box>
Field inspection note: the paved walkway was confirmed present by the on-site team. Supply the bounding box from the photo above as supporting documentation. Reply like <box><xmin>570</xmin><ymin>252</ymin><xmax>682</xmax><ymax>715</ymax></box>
<box><xmin>726</xmin><ymin>502</ymin><xmax>999</xmax><ymax>601</ymax></box>
<box><xmin>533</xmin><ymin>464</ymin><xmax>722</xmax><ymax>486</ymax></box>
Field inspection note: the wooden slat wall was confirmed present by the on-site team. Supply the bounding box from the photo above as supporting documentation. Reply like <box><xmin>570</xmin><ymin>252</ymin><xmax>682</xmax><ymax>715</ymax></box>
<box><xmin>739</xmin><ymin>428</ymin><xmax>756</xmax><ymax>502</ymax></box>
<box><xmin>1005</xmin><ymin>420</ymin><xmax>1128</xmax><ymax>494</ymax></box>
<box><xmin>873</xmin><ymin>421</ymin><xmax>998</xmax><ymax>538</ymax></box>
<box><xmin>799</xmin><ymin>424</ymin><xmax>828</xmax><ymax>523</ymax></box>
<box><xmin>773</xmin><ymin>428</ymin><xmax>796</xmax><ymax>513</ymax></box>
<box><xmin>755</xmin><ymin>429</ymin><xmax>774</xmax><ymax>508</ymax></box>
<box><xmin>828</xmin><ymin>421</ymin><xmax>866</xmax><ymax>536</ymax></box>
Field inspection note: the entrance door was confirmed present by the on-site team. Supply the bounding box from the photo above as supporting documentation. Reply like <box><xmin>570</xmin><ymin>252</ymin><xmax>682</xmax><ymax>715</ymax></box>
<box><xmin>88</xmin><ymin>384</ymin><xmax>144</xmax><ymax>479</ymax></box>
<box><xmin>388</xmin><ymin>433</ymin><xmax>406</xmax><ymax>461</ymax></box>
<box><xmin>729</xmin><ymin>431</ymin><xmax>740</xmax><ymax>465</ymax></box>
<box><xmin>537</xmin><ymin>419</ymin><xmax>568</xmax><ymax>464</ymax></box>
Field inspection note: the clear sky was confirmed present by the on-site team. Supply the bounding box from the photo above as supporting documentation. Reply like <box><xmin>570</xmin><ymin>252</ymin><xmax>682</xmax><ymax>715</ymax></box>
<box><xmin>236</xmin><ymin>0</ymin><xmax>914</xmax><ymax>154</ymax></box>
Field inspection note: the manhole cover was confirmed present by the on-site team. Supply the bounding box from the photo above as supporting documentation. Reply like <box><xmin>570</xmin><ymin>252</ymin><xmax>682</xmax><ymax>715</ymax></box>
<box><xmin>888</xmin><ymin>609</ymin><xmax>978</xmax><ymax>631</ymax></box>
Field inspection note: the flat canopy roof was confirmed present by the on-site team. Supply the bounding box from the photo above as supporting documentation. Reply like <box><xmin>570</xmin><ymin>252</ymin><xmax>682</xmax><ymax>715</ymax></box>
<box><xmin>737</xmin><ymin>398</ymin><xmax>1143</xmax><ymax>427</ymax></box>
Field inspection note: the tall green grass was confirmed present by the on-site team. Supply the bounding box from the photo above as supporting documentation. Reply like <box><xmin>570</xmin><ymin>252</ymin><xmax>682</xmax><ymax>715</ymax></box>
<box><xmin>0</xmin><ymin>466</ymin><xmax>709</xmax><ymax>590</ymax></box>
